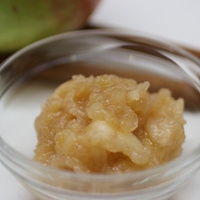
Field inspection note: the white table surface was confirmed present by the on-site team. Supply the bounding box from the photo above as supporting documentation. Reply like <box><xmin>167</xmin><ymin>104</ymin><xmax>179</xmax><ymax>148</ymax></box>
<box><xmin>90</xmin><ymin>0</ymin><xmax>200</xmax><ymax>50</ymax></box>
<box><xmin>1</xmin><ymin>0</ymin><xmax>200</xmax><ymax>199</ymax></box>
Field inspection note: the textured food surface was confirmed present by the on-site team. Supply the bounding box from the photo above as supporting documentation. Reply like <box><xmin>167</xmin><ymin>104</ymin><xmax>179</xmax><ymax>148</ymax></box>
<box><xmin>34</xmin><ymin>74</ymin><xmax>185</xmax><ymax>174</ymax></box>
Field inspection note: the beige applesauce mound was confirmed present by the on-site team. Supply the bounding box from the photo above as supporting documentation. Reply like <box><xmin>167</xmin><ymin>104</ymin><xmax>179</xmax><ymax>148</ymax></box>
<box><xmin>33</xmin><ymin>74</ymin><xmax>185</xmax><ymax>174</ymax></box>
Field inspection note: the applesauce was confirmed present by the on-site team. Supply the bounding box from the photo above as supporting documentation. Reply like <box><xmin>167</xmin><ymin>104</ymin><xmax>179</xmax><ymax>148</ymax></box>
<box><xmin>33</xmin><ymin>74</ymin><xmax>185</xmax><ymax>174</ymax></box>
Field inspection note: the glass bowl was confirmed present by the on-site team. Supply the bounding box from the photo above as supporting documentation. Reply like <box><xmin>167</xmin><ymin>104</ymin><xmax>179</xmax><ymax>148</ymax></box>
<box><xmin>0</xmin><ymin>29</ymin><xmax>200</xmax><ymax>200</ymax></box>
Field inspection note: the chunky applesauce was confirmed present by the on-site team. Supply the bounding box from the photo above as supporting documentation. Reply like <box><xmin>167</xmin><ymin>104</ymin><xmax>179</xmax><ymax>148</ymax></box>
<box><xmin>33</xmin><ymin>74</ymin><xmax>185</xmax><ymax>173</ymax></box>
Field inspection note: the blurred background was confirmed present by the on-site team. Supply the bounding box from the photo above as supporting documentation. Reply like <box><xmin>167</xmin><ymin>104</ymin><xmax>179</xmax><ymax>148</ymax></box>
<box><xmin>0</xmin><ymin>0</ymin><xmax>200</xmax><ymax>199</ymax></box>
<box><xmin>90</xmin><ymin>0</ymin><xmax>200</xmax><ymax>50</ymax></box>
<box><xmin>1</xmin><ymin>0</ymin><xmax>200</xmax><ymax>54</ymax></box>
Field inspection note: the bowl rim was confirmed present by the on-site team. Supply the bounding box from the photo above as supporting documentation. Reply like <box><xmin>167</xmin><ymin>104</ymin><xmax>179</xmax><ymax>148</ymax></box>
<box><xmin>0</xmin><ymin>28</ymin><xmax>200</xmax><ymax>181</ymax></box>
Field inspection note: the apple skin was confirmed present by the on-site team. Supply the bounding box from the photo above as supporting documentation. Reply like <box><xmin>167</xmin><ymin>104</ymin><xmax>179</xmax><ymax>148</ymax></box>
<box><xmin>0</xmin><ymin>0</ymin><xmax>99</xmax><ymax>53</ymax></box>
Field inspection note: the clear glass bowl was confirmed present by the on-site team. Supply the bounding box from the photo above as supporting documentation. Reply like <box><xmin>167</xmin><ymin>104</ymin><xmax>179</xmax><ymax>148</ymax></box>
<box><xmin>0</xmin><ymin>29</ymin><xmax>200</xmax><ymax>200</ymax></box>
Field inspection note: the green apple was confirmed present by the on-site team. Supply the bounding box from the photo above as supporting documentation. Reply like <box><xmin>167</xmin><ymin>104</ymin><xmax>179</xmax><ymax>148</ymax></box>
<box><xmin>0</xmin><ymin>0</ymin><xmax>99</xmax><ymax>53</ymax></box>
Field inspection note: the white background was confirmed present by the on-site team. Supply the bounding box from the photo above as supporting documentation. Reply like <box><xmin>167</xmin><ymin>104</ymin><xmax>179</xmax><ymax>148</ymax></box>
<box><xmin>90</xmin><ymin>0</ymin><xmax>200</xmax><ymax>50</ymax></box>
<box><xmin>1</xmin><ymin>0</ymin><xmax>200</xmax><ymax>199</ymax></box>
